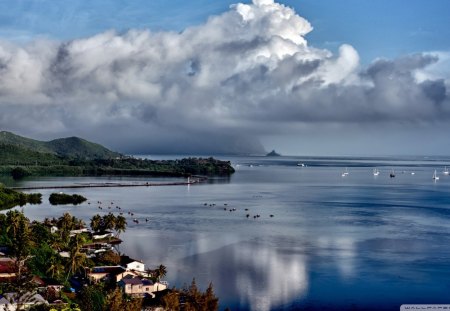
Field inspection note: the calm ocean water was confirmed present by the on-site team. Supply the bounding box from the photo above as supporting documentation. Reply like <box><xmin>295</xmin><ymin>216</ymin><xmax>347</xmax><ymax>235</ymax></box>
<box><xmin>6</xmin><ymin>156</ymin><xmax>450</xmax><ymax>311</ymax></box>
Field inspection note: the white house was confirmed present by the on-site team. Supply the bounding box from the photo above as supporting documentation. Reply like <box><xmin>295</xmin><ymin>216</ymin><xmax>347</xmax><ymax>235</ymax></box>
<box><xmin>117</xmin><ymin>276</ymin><xmax>167</xmax><ymax>298</ymax></box>
<box><xmin>120</xmin><ymin>256</ymin><xmax>145</xmax><ymax>272</ymax></box>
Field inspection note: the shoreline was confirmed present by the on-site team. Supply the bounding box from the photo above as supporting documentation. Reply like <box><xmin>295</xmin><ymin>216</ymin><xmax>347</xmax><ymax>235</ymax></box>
<box><xmin>11</xmin><ymin>176</ymin><xmax>208</xmax><ymax>191</ymax></box>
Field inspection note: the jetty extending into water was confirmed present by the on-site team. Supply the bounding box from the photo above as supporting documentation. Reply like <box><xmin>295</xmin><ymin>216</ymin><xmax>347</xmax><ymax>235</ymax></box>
<box><xmin>11</xmin><ymin>176</ymin><xmax>207</xmax><ymax>191</ymax></box>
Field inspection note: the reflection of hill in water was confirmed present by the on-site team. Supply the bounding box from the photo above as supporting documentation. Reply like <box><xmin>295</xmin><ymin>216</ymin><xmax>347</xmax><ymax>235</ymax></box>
<box><xmin>179</xmin><ymin>240</ymin><xmax>308</xmax><ymax>311</ymax></box>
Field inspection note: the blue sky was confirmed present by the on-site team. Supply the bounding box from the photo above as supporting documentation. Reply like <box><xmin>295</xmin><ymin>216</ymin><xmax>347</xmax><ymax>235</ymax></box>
<box><xmin>0</xmin><ymin>0</ymin><xmax>450</xmax><ymax>155</ymax></box>
<box><xmin>1</xmin><ymin>0</ymin><xmax>450</xmax><ymax>63</ymax></box>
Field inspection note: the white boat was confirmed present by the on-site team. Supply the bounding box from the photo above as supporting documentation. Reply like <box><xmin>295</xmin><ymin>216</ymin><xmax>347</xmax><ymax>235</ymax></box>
<box><xmin>443</xmin><ymin>167</ymin><xmax>449</xmax><ymax>175</ymax></box>
<box><xmin>373</xmin><ymin>168</ymin><xmax>379</xmax><ymax>176</ymax></box>
<box><xmin>341</xmin><ymin>168</ymin><xmax>349</xmax><ymax>177</ymax></box>
<box><xmin>297</xmin><ymin>163</ymin><xmax>306</xmax><ymax>167</ymax></box>
<box><xmin>433</xmin><ymin>170</ymin><xmax>439</xmax><ymax>181</ymax></box>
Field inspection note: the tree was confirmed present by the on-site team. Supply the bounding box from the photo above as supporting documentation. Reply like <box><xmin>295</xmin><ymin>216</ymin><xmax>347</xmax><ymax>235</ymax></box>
<box><xmin>204</xmin><ymin>283</ymin><xmax>219</xmax><ymax>311</ymax></box>
<box><xmin>97</xmin><ymin>250</ymin><xmax>120</xmax><ymax>266</ymax></box>
<box><xmin>57</xmin><ymin>212</ymin><xmax>75</xmax><ymax>243</ymax></box>
<box><xmin>77</xmin><ymin>284</ymin><xmax>105</xmax><ymax>311</ymax></box>
<box><xmin>46</xmin><ymin>254</ymin><xmax>65</xmax><ymax>281</ymax></box>
<box><xmin>90</xmin><ymin>214</ymin><xmax>102</xmax><ymax>233</ymax></box>
<box><xmin>65</xmin><ymin>234</ymin><xmax>88</xmax><ymax>281</ymax></box>
<box><xmin>162</xmin><ymin>291</ymin><xmax>180</xmax><ymax>311</ymax></box>
<box><xmin>49</xmin><ymin>193</ymin><xmax>87</xmax><ymax>205</ymax></box>
<box><xmin>114</xmin><ymin>215</ymin><xmax>127</xmax><ymax>237</ymax></box>
<box><xmin>104</xmin><ymin>213</ymin><xmax>116</xmax><ymax>232</ymax></box>
<box><xmin>104</xmin><ymin>288</ymin><xmax>143</xmax><ymax>311</ymax></box>
<box><xmin>5</xmin><ymin>210</ymin><xmax>32</xmax><ymax>279</ymax></box>
<box><xmin>11</xmin><ymin>166</ymin><xmax>30</xmax><ymax>180</ymax></box>
<box><xmin>180</xmin><ymin>279</ymin><xmax>219</xmax><ymax>311</ymax></box>
<box><xmin>155</xmin><ymin>264</ymin><xmax>167</xmax><ymax>283</ymax></box>
<box><xmin>30</xmin><ymin>222</ymin><xmax>53</xmax><ymax>245</ymax></box>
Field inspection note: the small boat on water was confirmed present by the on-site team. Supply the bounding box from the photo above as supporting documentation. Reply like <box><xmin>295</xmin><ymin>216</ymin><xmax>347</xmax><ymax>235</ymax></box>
<box><xmin>373</xmin><ymin>168</ymin><xmax>379</xmax><ymax>176</ymax></box>
<box><xmin>443</xmin><ymin>167</ymin><xmax>449</xmax><ymax>175</ymax></box>
<box><xmin>433</xmin><ymin>170</ymin><xmax>440</xmax><ymax>181</ymax></box>
<box><xmin>297</xmin><ymin>163</ymin><xmax>306</xmax><ymax>167</ymax></box>
<box><xmin>390</xmin><ymin>170</ymin><xmax>395</xmax><ymax>178</ymax></box>
<box><xmin>341</xmin><ymin>168</ymin><xmax>349</xmax><ymax>177</ymax></box>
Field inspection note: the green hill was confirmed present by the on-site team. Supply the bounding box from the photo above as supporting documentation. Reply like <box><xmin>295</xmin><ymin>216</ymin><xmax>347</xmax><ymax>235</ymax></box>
<box><xmin>0</xmin><ymin>143</ymin><xmax>61</xmax><ymax>166</ymax></box>
<box><xmin>0</xmin><ymin>131</ymin><xmax>235</xmax><ymax>179</ymax></box>
<box><xmin>46</xmin><ymin>136</ymin><xmax>121</xmax><ymax>159</ymax></box>
<box><xmin>0</xmin><ymin>131</ymin><xmax>121</xmax><ymax>160</ymax></box>
<box><xmin>0</xmin><ymin>131</ymin><xmax>52</xmax><ymax>153</ymax></box>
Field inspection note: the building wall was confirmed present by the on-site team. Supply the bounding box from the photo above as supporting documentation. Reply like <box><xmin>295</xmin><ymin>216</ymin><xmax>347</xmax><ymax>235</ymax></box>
<box><xmin>126</xmin><ymin>262</ymin><xmax>145</xmax><ymax>272</ymax></box>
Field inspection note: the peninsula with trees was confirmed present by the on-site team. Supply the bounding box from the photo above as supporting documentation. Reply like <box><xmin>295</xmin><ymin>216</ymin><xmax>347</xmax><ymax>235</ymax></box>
<box><xmin>0</xmin><ymin>131</ymin><xmax>235</xmax><ymax>179</ymax></box>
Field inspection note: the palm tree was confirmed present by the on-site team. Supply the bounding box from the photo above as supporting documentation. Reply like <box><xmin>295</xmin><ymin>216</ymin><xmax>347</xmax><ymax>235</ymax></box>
<box><xmin>46</xmin><ymin>254</ymin><xmax>65</xmax><ymax>280</ymax></box>
<box><xmin>6</xmin><ymin>210</ymin><xmax>25</xmax><ymax>237</ymax></box>
<box><xmin>114</xmin><ymin>215</ymin><xmax>127</xmax><ymax>238</ymax></box>
<box><xmin>104</xmin><ymin>213</ymin><xmax>116</xmax><ymax>232</ymax></box>
<box><xmin>65</xmin><ymin>234</ymin><xmax>88</xmax><ymax>281</ymax></box>
<box><xmin>58</xmin><ymin>212</ymin><xmax>75</xmax><ymax>243</ymax></box>
<box><xmin>5</xmin><ymin>211</ymin><xmax>32</xmax><ymax>280</ymax></box>
<box><xmin>75</xmin><ymin>218</ymin><xmax>85</xmax><ymax>230</ymax></box>
<box><xmin>155</xmin><ymin>264</ymin><xmax>167</xmax><ymax>282</ymax></box>
<box><xmin>90</xmin><ymin>214</ymin><xmax>102</xmax><ymax>233</ymax></box>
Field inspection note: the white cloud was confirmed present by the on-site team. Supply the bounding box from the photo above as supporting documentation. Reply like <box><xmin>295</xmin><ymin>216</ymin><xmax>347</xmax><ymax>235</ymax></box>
<box><xmin>0</xmin><ymin>1</ymin><xmax>448</xmax><ymax>154</ymax></box>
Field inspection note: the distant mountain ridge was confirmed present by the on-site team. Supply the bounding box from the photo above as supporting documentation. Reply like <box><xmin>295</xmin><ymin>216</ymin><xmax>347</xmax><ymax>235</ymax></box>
<box><xmin>0</xmin><ymin>131</ymin><xmax>121</xmax><ymax>160</ymax></box>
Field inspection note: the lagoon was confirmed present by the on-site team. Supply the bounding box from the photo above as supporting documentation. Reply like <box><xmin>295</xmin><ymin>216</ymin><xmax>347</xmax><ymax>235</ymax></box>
<box><xmin>8</xmin><ymin>156</ymin><xmax>450</xmax><ymax>310</ymax></box>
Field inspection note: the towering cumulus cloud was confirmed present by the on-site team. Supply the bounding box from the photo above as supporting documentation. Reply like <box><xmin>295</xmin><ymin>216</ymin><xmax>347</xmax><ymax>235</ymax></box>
<box><xmin>0</xmin><ymin>0</ymin><xmax>448</xmax><ymax>154</ymax></box>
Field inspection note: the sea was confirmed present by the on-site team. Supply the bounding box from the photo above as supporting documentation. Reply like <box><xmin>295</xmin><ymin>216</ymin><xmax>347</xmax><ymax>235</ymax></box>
<box><xmin>4</xmin><ymin>155</ymin><xmax>450</xmax><ymax>311</ymax></box>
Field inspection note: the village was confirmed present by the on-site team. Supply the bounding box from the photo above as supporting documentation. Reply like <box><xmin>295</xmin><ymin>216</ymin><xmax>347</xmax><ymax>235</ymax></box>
<box><xmin>0</xmin><ymin>208</ymin><xmax>172</xmax><ymax>310</ymax></box>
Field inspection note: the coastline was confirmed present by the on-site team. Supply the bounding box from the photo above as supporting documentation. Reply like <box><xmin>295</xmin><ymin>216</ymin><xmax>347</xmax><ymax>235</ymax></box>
<box><xmin>10</xmin><ymin>176</ymin><xmax>208</xmax><ymax>191</ymax></box>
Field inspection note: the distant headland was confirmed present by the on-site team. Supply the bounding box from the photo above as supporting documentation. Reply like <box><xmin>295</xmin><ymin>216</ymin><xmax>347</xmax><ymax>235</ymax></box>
<box><xmin>266</xmin><ymin>150</ymin><xmax>281</xmax><ymax>157</ymax></box>
<box><xmin>0</xmin><ymin>131</ymin><xmax>235</xmax><ymax>179</ymax></box>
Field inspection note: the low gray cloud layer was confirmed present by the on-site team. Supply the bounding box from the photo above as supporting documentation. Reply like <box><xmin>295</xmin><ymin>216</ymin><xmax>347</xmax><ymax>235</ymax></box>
<box><xmin>0</xmin><ymin>0</ymin><xmax>449</xmax><ymax>154</ymax></box>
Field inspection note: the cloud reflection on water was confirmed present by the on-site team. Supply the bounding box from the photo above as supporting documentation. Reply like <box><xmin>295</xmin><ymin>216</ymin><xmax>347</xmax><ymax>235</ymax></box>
<box><xmin>177</xmin><ymin>238</ymin><xmax>309</xmax><ymax>311</ymax></box>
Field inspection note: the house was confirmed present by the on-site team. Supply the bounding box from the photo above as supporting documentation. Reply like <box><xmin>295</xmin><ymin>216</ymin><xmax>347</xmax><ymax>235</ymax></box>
<box><xmin>32</xmin><ymin>276</ymin><xmax>64</xmax><ymax>300</ymax></box>
<box><xmin>69</xmin><ymin>228</ymin><xmax>90</xmax><ymax>237</ymax></box>
<box><xmin>87</xmin><ymin>266</ymin><xmax>126</xmax><ymax>283</ymax></box>
<box><xmin>0</xmin><ymin>258</ymin><xmax>16</xmax><ymax>282</ymax></box>
<box><xmin>92</xmin><ymin>232</ymin><xmax>114</xmax><ymax>240</ymax></box>
<box><xmin>117</xmin><ymin>276</ymin><xmax>167</xmax><ymax>298</ymax></box>
<box><xmin>120</xmin><ymin>255</ymin><xmax>145</xmax><ymax>272</ymax></box>
<box><xmin>116</xmin><ymin>269</ymin><xmax>142</xmax><ymax>282</ymax></box>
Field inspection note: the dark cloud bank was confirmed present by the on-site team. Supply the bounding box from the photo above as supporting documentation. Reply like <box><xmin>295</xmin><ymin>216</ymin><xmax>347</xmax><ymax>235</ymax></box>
<box><xmin>0</xmin><ymin>0</ymin><xmax>448</xmax><ymax>155</ymax></box>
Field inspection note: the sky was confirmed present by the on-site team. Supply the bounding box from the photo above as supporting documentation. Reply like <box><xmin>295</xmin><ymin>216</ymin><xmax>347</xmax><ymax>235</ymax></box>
<box><xmin>0</xmin><ymin>0</ymin><xmax>450</xmax><ymax>156</ymax></box>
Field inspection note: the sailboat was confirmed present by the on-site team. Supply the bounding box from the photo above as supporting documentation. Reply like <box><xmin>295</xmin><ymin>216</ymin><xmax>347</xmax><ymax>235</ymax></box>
<box><xmin>433</xmin><ymin>170</ymin><xmax>440</xmax><ymax>181</ymax></box>
<box><xmin>443</xmin><ymin>166</ymin><xmax>449</xmax><ymax>175</ymax></box>
<box><xmin>373</xmin><ymin>168</ymin><xmax>379</xmax><ymax>176</ymax></box>
<box><xmin>341</xmin><ymin>167</ymin><xmax>349</xmax><ymax>177</ymax></box>
<box><xmin>390</xmin><ymin>170</ymin><xmax>395</xmax><ymax>178</ymax></box>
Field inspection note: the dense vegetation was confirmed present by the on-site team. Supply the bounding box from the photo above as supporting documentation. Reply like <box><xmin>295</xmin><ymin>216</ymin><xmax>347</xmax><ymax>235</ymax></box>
<box><xmin>0</xmin><ymin>185</ymin><xmax>42</xmax><ymax>210</ymax></box>
<box><xmin>0</xmin><ymin>131</ymin><xmax>235</xmax><ymax>178</ymax></box>
<box><xmin>0</xmin><ymin>211</ymin><xmax>219</xmax><ymax>310</ymax></box>
<box><xmin>49</xmin><ymin>193</ymin><xmax>87</xmax><ymax>206</ymax></box>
